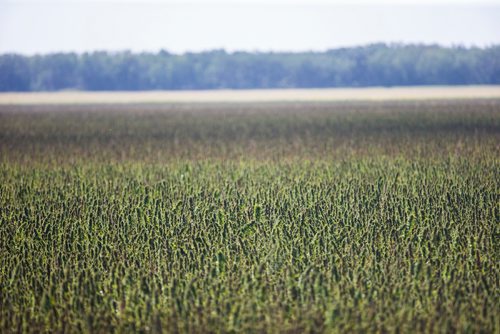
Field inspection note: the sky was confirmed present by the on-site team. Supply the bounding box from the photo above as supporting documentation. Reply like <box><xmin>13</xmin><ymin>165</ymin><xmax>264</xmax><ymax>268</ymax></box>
<box><xmin>0</xmin><ymin>0</ymin><xmax>499</xmax><ymax>54</ymax></box>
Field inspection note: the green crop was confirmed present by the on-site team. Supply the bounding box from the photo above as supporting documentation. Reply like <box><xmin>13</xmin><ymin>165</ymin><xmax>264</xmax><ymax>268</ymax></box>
<box><xmin>0</xmin><ymin>100</ymin><xmax>499</xmax><ymax>333</ymax></box>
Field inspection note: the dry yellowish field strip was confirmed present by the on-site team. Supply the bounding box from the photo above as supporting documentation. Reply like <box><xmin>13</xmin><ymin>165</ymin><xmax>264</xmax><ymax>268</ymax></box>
<box><xmin>1</xmin><ymin>86</ymin><xmax>500</xmax><ymax>105</ymax></box>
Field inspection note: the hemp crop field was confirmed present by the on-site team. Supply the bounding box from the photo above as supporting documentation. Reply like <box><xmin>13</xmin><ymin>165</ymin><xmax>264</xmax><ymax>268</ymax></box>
<box><xmin>0</xmin><ymin>99</ymin><xmax>499</xmax><ymax>333</ymax></box>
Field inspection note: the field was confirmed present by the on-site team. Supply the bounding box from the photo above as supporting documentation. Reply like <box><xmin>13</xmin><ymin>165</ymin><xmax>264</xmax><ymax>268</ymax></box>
<box><xmin>0</xmin><ymin>97</ymin><xmax>499</xmax><ymax>332</ymax></box>
<box><xmin>1</xmin><ymin>86</ymin><xmax>500</xmax><ymax>105</ymax></box>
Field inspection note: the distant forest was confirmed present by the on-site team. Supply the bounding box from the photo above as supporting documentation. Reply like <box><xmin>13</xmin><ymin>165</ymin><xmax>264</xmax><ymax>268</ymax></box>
<box><xmin>1</xmin><ymin>44</ymin><xmax>499</xmax><ymax>91</ymax></box>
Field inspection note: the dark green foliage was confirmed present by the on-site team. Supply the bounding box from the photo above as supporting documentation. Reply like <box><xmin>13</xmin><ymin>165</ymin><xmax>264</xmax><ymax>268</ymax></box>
<box><xmin>0</xmin><ymin>55</ymin><xmax>31</xmax><ymax>91</ymax></box>
<box><xmin>0</xmin><ymin>100</ymin><xmax>499</xmax><ymax>332</ymax></box>
<box><xmin>0</xmin><ymin>44</ymin><xmax>499</xmax><ymax>91</ymax></box>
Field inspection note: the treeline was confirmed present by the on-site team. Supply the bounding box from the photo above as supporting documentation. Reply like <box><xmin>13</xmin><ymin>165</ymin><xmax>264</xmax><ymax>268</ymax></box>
<box><xmin>1</xmin><ymin>44</ymin><xmax>499</xmax><ymax>91</ymax></box>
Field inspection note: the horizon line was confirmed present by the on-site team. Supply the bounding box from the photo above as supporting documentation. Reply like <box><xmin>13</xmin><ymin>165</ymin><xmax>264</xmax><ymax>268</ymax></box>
<box><xmin>2</xmin><ymin>42</ymin><xmax>499</xmax><ymax>57</ymax></box>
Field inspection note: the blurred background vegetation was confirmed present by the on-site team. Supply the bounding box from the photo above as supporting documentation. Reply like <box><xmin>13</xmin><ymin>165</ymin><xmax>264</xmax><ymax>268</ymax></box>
<box><xmin>1</xmin><ymin>43</ymin><xmax>499</xmax><ymax>92</ymax></box>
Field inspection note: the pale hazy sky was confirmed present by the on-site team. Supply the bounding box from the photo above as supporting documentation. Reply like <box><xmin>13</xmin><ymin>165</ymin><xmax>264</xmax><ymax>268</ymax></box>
<box><xmin>1</xmin><ymin>0</ymin><xmax>499</xmax><ymax>54</ymax></box>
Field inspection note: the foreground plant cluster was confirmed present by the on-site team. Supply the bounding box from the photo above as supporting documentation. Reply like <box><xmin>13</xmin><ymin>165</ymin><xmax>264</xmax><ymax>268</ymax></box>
<box><xmin>0</xmin><ymin>100</ymin><xmax>498</xmax><ymax>332</ymax></box>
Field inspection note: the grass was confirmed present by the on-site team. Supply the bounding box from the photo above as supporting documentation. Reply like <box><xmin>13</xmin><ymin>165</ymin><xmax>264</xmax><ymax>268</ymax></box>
<box><xmin>0</xmin><ymin>100</ymin><xmax>499</xmax><ymax>333</ymax></box>
<box><xmin>1</xmin><ymin>86</ymin><xmax>500</xmax><ymax>105</ymax></box>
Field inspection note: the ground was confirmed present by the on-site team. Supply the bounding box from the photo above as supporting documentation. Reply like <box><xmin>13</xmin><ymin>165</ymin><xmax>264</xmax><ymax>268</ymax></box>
<box><xmin>0</xmin><ymin>93</ymin><xmax>498</xmax><ymax>332</ymax></box>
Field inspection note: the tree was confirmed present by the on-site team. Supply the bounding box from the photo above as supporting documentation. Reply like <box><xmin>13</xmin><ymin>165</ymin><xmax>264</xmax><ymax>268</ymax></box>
<box><xmin>0</xmin><ymin>44</ymin><xmax>498</xmax><ymax>91</ymax></box>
